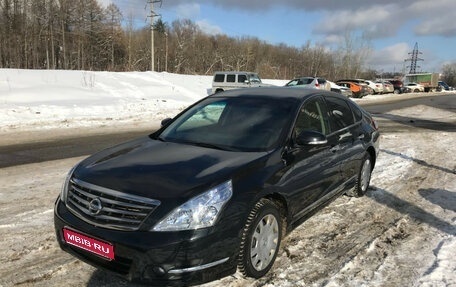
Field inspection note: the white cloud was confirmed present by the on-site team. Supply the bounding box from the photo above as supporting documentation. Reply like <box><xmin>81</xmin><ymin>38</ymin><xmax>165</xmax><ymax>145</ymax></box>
<box><xmin>175</xmin><ymin>3</ymin><xmax>201</xmax><ymax>19</ymax></box>
<box><xmin>314</xmin><ymin>4</ymin><xmax>402</xmax><ymax>39</ymax></box>
<box><xmin>367</xmin><ymin>43</ymin><xmax>410</xmax><ymax>67</ymax></box>
<box><xmin>196</xmin><ymin>20</ymin><xmax>223</xmax><ymax>35</ymax></box>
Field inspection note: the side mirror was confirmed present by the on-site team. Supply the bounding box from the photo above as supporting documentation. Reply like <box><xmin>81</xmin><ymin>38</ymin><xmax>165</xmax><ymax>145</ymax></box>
<box><xmin>296</xmin><ymin>130</ymin><xmax>328</xmax><ymax>146</ymax></box>
<box><xmin>161</xmin><ymin>118</ymin><xmax>173</xmax><ymax>127</ymax></box>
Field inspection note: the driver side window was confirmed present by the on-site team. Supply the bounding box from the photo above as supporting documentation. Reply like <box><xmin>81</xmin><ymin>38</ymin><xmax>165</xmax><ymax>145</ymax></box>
<box><xmin>294</xmin><ymin>97</ymin><xmax>330</xmax><ymax>136</ymax></box>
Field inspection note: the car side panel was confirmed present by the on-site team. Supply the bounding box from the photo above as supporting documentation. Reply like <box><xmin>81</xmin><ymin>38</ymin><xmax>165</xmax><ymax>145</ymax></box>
<box><xmin>278</xmin><ymin>139</ymin><xmax>341</xmax><ymax>223</ymax></box>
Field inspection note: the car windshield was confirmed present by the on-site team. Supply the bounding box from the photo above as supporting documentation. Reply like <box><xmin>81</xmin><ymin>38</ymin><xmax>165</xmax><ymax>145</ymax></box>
<box><xmin>249</xmin><ymin>74</ymin><xmax>262</xmax><ymax>83</ymax></box>
<box><xmin>158</xmin><ymin>96</ymin><xmax>296</xmax><ymax>152</ymax></box>
<box><xmin>286</xmin><ymin>78</ymin><xmax>313</xmax><ymax>86</ymax></box>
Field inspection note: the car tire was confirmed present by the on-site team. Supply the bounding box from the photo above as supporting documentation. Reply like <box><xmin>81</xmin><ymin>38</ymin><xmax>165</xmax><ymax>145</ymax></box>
<box><xmin>238</xmin><ymin>198</ymin><xmax>282</xmax><ymax>278</ymax></box>
<box><xmin>393</xmin><ymin>89</ymin><xmax>400</xmax><ymax>94</ymax></box>
<box><xmin>346</xmin><ymin>153</ymin><xmax>372</xmax><ymax>197</ymax></box>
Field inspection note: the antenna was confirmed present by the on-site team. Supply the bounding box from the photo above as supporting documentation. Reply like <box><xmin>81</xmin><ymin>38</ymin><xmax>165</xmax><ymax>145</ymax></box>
<box><xmin>404</xmin><ymin>42</ymin><xmax>423</xmax><ymax>74</ymax></box>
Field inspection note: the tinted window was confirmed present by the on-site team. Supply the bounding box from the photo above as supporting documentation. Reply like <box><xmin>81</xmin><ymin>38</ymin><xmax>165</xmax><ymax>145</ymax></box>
<box><xmin>294</xmin><ymin>97</ymin><xmax>330</xmax><ymax>135</ymax></box>
<box><xmin>325</xmin><ymin>97</ymin><xmax>355</xmax><ymax>131</ymax></box>
<box><xmin>176</xmin><ymin>102</ymin><xmax>226</xmax><ymax>131</ymax></box>
<box><xmin>348</xmin><ymin>101</ymin><xmax>363</xmax><ymax>122</ymax></box>
<box><xmin>160</xmin><ymin>97</ymin><xmax>295</xmax><ymax>151</ymax></box>
<box><xmin>238</xmin><ymin>74</ymin><xmax>247</xmax><ymax>83</ymax></box>
<box><xmin>227</xmin><ymin>75</ymin><xmax>236</xmax><ymax>82</ymax></box>
<box><xmin>214</xmin><ymin>74</ymin><xmax>225</xmax><ymax>82</ymax></box>
<box><xmin>302</xmin><ymin>78</ymin><xmax>314</xmax><ymax>84</ymax></box>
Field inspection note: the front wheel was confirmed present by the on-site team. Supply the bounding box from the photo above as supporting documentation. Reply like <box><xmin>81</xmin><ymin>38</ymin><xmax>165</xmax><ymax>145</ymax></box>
<box><xmin>238</xmin><ymin>198</ymin><xmax>282</xmax><ymax>278</ymax></box>
<box><xmin>346</xmin><ymin>153</ymin><xmax>373</xmax><ymax>197</ymax></box>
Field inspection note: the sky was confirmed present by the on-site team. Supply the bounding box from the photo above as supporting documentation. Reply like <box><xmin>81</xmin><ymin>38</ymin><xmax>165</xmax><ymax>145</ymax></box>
<box><xmin>97</xmin><ymin>0</ymin><xmax>456</xmax><ymax>74</ymax></box>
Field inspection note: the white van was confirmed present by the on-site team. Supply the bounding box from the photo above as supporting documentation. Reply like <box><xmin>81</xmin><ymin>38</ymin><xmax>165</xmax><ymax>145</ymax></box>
<box><xmin>211</xmin><ymin>71</ymin><xmax>271</xmax><ymax>94</ymax></box>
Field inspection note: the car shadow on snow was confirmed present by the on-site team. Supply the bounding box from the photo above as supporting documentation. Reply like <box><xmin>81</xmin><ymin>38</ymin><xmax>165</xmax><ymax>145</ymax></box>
<box><xmin>367</xmin><ymin>186</ymin><xmax>456</xmax><ymax>236</ymax></box>
<box><xmin>374</xmin><ymin>114</ymin><xmax>456</xmax><ymax>132</ymax></box>
<box><xmin>380</xmin><ymin>149</ymin><xmax>456</xmax><ymax>175</ymax></box>
<box><xmin>418</xmin><ymin>188</ymin><xmax>456</xmax><ymax>213</ymax></box>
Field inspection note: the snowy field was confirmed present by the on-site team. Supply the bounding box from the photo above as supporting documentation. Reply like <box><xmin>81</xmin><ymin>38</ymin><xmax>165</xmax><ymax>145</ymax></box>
<box><xmin>0</xmin><ymin>69</ymin><xmax>286</xmax><ymax>132</ymax></box>
<box><xmin>0</xmin><ymin>69</ymin><xmax>455</xmax><ymax>287</ymax></box>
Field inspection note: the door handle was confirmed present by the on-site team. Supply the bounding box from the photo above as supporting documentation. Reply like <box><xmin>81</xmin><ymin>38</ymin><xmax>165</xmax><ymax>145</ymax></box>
<box><xmin>339</xmin><ymin>132</ymin><xmax>352</xmax><ymax>140</ymax></box>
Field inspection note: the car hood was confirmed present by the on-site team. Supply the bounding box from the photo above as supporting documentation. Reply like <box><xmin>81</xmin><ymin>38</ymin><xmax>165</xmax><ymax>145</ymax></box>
<box><xmin>73</xmin><ymin>136</ymin><xmax>268</xmax><ymax>201</ymax></box>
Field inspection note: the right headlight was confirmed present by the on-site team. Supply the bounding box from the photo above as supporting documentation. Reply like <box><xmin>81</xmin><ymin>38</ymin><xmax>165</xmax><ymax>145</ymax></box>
<box><xmin>152</xmin><ymin>180</ymin><xmax>233</xmax><ymax>232</ymax></box>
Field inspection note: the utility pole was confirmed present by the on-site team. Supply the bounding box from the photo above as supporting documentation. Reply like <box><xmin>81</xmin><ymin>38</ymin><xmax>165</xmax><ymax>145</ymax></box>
<box><xmin>147</xmin><ymin>0</ymin><xmax>162</xmax><ymax>71</ymax></box>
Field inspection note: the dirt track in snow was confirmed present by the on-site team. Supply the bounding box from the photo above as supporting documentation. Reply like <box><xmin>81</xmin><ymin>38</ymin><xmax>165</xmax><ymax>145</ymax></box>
<box><xmin>0</xmin><ymin>95</ymin><xmax>455</xmax><ymax>287</ymax></box>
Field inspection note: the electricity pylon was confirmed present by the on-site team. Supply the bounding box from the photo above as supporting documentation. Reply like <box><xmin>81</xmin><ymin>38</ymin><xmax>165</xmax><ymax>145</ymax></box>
<box><xmin>404</xmin><ymin>42</ymin><xmax>423</xmax><ymax>74</ymax></box>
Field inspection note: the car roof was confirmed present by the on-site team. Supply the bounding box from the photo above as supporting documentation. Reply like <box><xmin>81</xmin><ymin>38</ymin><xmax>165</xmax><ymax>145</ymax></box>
<box><xmin>213</xmin><ymin>71</ymin><xmax>257</xmax><ymax>75</ymax></box>
<box><xmin>210</xmin><ymin>87</ymin><xmax>346</xmax><ymax>102</ymax></box>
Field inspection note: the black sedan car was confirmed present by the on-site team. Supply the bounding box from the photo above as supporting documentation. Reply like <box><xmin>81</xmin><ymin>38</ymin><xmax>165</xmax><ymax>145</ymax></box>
<box><xmin>54</xmin><ymin>87</ymin><xmax>380</xmax><ymax>286</ymax></box>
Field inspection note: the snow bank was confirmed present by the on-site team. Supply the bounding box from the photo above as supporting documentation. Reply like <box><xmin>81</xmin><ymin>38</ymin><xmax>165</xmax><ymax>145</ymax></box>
<box><xmin>0</xmin><ymin>69</ymin><xmax>288</xmax><ymax>132</ymax></box>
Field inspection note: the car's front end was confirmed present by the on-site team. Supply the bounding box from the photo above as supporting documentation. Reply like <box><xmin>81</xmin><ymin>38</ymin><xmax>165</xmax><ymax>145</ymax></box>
<box><xmin>53</xmin><ymin>136</ymin><xmax>269</xmax><ymax>286</ymax></box>
<box><xmin>54</xmin><ymin>158</ymin><xmax>247</xmax><ymax>286</ymax></box>
<box><xmin>54</xmin><ymin>192</ymin><xmax>239</xmax><ymax>286</ymax></box>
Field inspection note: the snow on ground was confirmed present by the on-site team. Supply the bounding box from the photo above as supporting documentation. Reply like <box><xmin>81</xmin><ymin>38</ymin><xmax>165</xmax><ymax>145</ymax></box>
<box><xmin>0</xmin><ymin>69</ymin><xmax>455</xmax><ymax>286</ymax></box>
<box><xmin>0</xmin><ymin>69</ymin><xmax>287</xmax><ymax>132</ymax></box>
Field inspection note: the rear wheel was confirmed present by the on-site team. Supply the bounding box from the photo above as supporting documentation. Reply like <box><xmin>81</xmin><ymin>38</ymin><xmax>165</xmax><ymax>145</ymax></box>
<box><xmin>238</xmin><ymin>198</ymin><xmax>282</xmax><ymax>278</ymax></box>
<box><xmin>346</xmin><ymin>153</ymin><xmax>372</xmax><ymax>197</ymax></box>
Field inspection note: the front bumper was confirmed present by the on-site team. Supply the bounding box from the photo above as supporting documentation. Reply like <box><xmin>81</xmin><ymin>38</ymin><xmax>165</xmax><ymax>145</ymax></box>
<box><xmin>54</xmin><ymin>198</ymin><xmax>239</xmax><ymax>286</ymax></box>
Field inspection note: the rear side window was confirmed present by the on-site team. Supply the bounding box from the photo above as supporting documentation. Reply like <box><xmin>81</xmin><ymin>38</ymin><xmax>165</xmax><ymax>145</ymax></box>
<box><xmin>302</xmin><ymin>78</ymin><xmax>314</xmax><ymax>84</ymax></box>
<box><xmin>325</xmin><ymin>97</ymin><xmax>355</xmax><ymax>131</ymax></box>
<box><xmin>214</xmin><ymin>74</ymin><xmax>225</xmax><ymax>82</ymax></box>
<box><xmin>348</xmin><ymin>101</ymin><xmax>363</xmax><ymax>122</ymax></box>
<box><xmin>227</xmin><ymin>75</ymin><xmax>236</xmax><ymax>82</ymax></box>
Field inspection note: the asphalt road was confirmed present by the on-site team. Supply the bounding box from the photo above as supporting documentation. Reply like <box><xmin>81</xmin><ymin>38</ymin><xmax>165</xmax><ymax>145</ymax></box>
<box><xmin>1</xmin><ymin>94</ymin><xmax>455</xmax><ymax>168</ymax></box>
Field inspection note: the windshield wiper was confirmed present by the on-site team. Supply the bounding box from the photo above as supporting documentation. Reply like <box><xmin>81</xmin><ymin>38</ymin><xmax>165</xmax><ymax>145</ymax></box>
<box><xmin>189</xmin><ymin>141</ymin><xmax>230</xmax><ymax>151</ymax></box>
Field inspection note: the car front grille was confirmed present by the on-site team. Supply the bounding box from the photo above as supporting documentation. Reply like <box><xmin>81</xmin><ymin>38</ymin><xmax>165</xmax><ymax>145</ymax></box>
<box><xmin>66</xmin><ymin>178</ymin><xmax>160</xmax><ymax>231</ymax></box>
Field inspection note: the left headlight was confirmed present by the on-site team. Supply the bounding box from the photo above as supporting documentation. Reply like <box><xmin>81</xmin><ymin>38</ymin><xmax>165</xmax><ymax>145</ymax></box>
<box><xmin>152</xmin><ymin>180</ymin><xmax>233</xmax><ymax>231</ymax></box>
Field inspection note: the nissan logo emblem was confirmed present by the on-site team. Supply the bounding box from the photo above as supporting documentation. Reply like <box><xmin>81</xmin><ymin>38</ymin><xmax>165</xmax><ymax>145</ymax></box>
<box><xmin>88</xmin><ymin>198</ymin><xmax>103</xmax><ymax>215</ymax></box>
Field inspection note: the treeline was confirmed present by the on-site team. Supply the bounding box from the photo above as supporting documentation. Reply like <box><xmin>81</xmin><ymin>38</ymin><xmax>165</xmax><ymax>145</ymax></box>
<box><xmin>0</xmin><ymin>0</ymin><xmax>382</xmax><ymax>80</ymax></box>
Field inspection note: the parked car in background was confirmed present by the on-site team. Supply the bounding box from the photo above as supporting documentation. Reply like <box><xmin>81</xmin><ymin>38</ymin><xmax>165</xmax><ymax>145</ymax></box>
<box><xmin>337</xmin><ymin>79</ymin><xmax>373</xmax><ymax>95</ymax></box>
<box><xmin>376</xmin><ymin>80</ymin><xmax>394</xmax><ymax>93</ymax></box>
<box><xmin>405</xmin><ymin>82</ymin><xmax>425</xmax><ymax>93</ymax></box>
<box><xmin>365</xmin><ymin>80</ymin><xmax>384</xmax><ymax>94</ymax></box>
<box><xmin>285</xmin><ymin>77</ymin><xmax>331</xmax><ymax>91</ymax></box>
<box><xmin>387</xmin><ymin>79</ymin><xmax>407</xmax><ymax>94</ymax></box>
<box><xmin>212</xmin><ymin>71</ymin><xmax>272</xmax><ymax>93</ymax></box>
<box><xmin>328</xmin><ymin>81</ymin><xmax>353</xmax><ymax>97</ymax></box>
<box><xmin>54</xmin><ymin>87</ymin><xmax>380</xmax><ymax>286</ymax></box>
<box><xmin>438</xmin><ymin>81</ymin><xmax>452</xmax><ymax>91</ymax></box>
<box><xmin>335</xmin><ymin>81</ymin><xmax>367</xmax><ymax>98</ymax></box>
